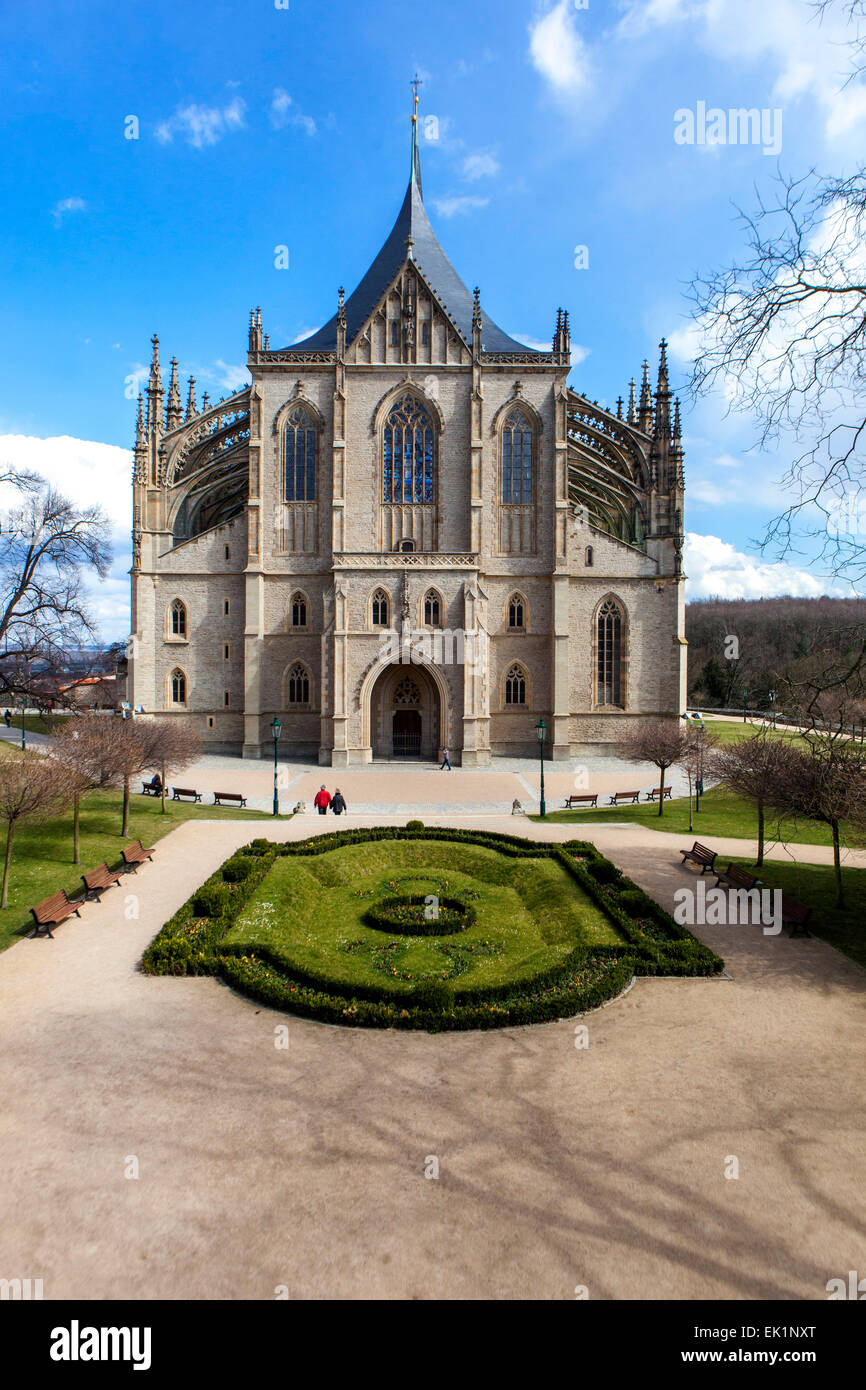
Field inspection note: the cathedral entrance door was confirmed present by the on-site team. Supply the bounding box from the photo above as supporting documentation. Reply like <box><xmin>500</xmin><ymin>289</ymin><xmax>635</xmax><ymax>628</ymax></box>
<box><xmin>392</xmin><ymin>709</ymin><xmax>422</xmax><ymax>758</ymax></box>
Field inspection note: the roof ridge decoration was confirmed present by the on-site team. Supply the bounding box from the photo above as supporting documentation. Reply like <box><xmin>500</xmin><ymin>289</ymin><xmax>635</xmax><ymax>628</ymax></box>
<box><xmin>281</xmin><ymin>87</ymin><xmax>543</xmax><ymax>358</ymax></box>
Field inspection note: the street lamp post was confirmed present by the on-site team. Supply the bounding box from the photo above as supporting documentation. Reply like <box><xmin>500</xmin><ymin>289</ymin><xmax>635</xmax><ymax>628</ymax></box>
<box><xmin>769</xmin><ymin>688</ymin><xmax>777</xmax><ymax>729</ymax></box>
<box><xmin>535</xmin><ymin>717</ymin><xmax>546</xmax><ymax>819</ymax></box>
<box><xmin>742</xmin><ymin>687</ymin><xmax>749</xmax><ymax>724</ymax></box>
<box><xmin>270</xmin><ymin>717</ymin><xmax>282</xmax><ymax>817</ymax></box>
<box><xmin>20</xmin><ymin>697</ymin><xmax>26</xmax><ymax>751</ymax></box>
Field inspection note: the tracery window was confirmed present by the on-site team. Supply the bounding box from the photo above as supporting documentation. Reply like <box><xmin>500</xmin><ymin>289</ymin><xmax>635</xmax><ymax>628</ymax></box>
<box><xmin>505</xmin><ymin>663</ymin><xmax>527</xmax><ymax>706</ymax></box>
<box><xmin>283</xmin><ymin>407</ymin><xmax>317</xmax><ymax>502</ymax></box>
<box><xmin>597</xmin><ymin>599</ymin><xmax>623</xmax><ymax>707</ymax></box>
<box><xmin>393</xmin><ymin>676</ymin><xmax>422</xmax><ymax>705</ymax></box>
<box><xmin>501</xmin><ymin>410</ymin><xmax>534</xmax><ymax>504</ymax></box>
<box><xmin>508</xmin><ymin>594</ymin><xmax>525</xmax><ymax>630</ymax></box>
<box><xmin>371</xmin><ymin>589</ymin><xmax>389</xmax><ymax>627</ymax></box>
<box><xmin>291</xmin><ymin>592</ymin><xmax>307</xmax><ymax>628</ymax></box>
<box><xmin>170</xmin><ymin>599</ymin><xmax>187</xmax><ymax>638</ymax></box>
<box><xmin>170</xmin><ymin>668</ymin><xmax>187</xmax><ymax>704</ymax></box>
<box><xmin>383</xmin><ymin>395</ymin><xmax>435</xmax><ymax>504</ymax></box>
<box><xmin>286</xmin><ymin>663</ymin><xmax>310</xmax><ymax>705</ymax></box>
<box><xmin>424</xmin><ymin>590</ymin><xmax>441</xmax><ymax>626</ymax></box>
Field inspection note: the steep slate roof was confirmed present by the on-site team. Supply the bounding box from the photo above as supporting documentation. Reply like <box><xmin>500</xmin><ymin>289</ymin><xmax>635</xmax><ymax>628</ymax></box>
<box><xmin>287</xmin><ymin>142</ymin><xmax>542</xmax><ymax>356</ymax></box>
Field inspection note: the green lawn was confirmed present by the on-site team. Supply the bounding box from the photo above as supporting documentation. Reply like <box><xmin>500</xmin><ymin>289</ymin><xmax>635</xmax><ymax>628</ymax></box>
<box><xmin>225</xmin><ymin>838</ymin><xmax>624</xmax><ymax>996</ymax></box>
<box><xmin>0</xmin><ymin>788</ymin><xmax>275</xmax><ymax>954</ymax></box>
<box><xmin>701</xmin><ymin>718</ymin><xmax>801</xmax><ymax>745</ymax></box>
<box><xmin>728</xmin><ymin>858</ymin><xmax>866</xmax><ymax>970</ymax></box>
<box><xmin>2</xmin><ymin>712</ymin><xmax>68</xmax><ymax>736</ymax></box>
<box><xmin>533</xmin><ymin>783</ymin><xmax>864</xmax><ymax>851</ymax></box>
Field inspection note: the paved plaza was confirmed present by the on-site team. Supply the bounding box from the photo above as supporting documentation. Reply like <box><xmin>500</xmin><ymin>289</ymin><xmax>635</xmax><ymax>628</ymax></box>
<box><xmin>0</xmin><ymin>801</ymin><xmax>864</xmax><ymax>1300</ymax></box>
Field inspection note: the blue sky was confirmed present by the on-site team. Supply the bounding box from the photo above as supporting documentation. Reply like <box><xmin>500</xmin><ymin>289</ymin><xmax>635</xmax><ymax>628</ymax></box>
<box><xmin>1</xmin><ymin>0</ymin><xmax>865</xmax><ymax>639</ymax></box>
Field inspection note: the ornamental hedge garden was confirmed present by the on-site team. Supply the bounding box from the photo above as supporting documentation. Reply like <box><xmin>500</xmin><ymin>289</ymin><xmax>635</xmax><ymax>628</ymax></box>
<box><xmin>141</xmin><ymin>827</ymin><xmax>724</xmax><ymax>1031</ymax></box>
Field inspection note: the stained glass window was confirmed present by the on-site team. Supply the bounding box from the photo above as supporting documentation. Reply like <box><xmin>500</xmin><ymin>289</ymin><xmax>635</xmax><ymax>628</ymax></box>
<box><xmin>501</xmin><ymin>411</ymin><xmax>534</xmax><ymax>504</ymax></box>
<box><xmin>287</xmin><ymin>663</ymin><xmax>310</xmax><ymax>705</ymax></box>
<box><xmin>597</xmin><ymin>599</ymin><xmax>623</xmax><ymax>706</ymax></box>
<box><xmin>284</xmin><ymin>408</ymin><xmax>316</xmax><ymax>501</ymax></box>
<box><xmin>508</xmin><ymin>595</ymin><xmax>524</xmax><ymax>629</ymax></box>
<box><xmin>505</xmin><ymin>664</ymin><xmax>527</xmax><ymax>705</ymax></box>
<box><xmin>383</xmin><ymin>395</ymin><xmax>434</xmax><ymax>504</ymax></box>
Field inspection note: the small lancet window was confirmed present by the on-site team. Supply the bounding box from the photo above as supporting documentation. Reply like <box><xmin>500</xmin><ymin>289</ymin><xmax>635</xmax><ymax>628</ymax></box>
<box><xmin>170</xmin><ymin>669</ymin><xmax>186</xmax><ymax>704</ymax></box>
<box><xmin>585</xmin><ymin>546</ymin><xmax>594</xmax><ymax>567</ymax></box>
<box><xmin>371</xmin><ymin>590</ymin><xmax>389</xmax><ymax>627</ymax></box>
<box><xmin>170</xmin><ymin>599</ymin><xmax>187</xmax><ymax>638</ymax></box>
<box><xmin>291</xmin><ymin>593</ymin><xmax>307</xmax><ymax>628</ymax></box>
<box><xmin>508</xmin><ymin>595</ymin><xmax>524</xmax><ymax>630</ymax></box>
<box><xmin>424</xmin><ymin>590</ymin><xmax>441</xmax><ymax>626</ymax></box>
<box><xmin>505</xmin><ymin>664</ymin><xmax>527</xmax><ymax>706</ymax></box>
<box><xmin>287</xmin><ymin>663</ymin><xmax>310</xmax><ymax>705</ymax></box>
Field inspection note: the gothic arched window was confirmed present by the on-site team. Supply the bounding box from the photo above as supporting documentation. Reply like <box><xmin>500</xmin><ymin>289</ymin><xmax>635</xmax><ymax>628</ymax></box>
<box><xmin>286</xmin><ymin>663</ymin><xmax>310</xmax><ymax>705</ymax></box>
<box><xmin>283</xmin><ymin>407</ymin><xmax>317</xmax><ymax>501</ymax></box>
<box><xmin>371</xmin><ymin>589</ymin><xmax>389</xmax><ymax>627</ymax></box>
<box><xmin>508</xmin><ymin>594</ymin><xmax>525</xmax><ymax>630</ymax></box>
<box><xmin>170</xmin><ymin>599</ymin><xmax>187</xmax><ymax>638</ymax></box>
<box><xmin>291</xmin><ymin>592</ymin><xmax>307</xmax><ymax>628</ymax></box>
<box><xmin>424</xmin><ymin>589</ymin><xmax>441</xmax><ymax>626</ymax></box>
<box><xmin>170</xmin><ymin>668</ymin><xmax>187</xmax><ymax>705</ymax></box>
<box><xmin>501</xmin><ymin>410</ymin><xmax>534</xmax><ymax>504</ymax></box>
<box><xmin>585</xmin><ymin>545</ymin><xmax>594</xmax><ymax>567</ymax></box>
<box><xmin>383</xmin><ymin>394</ymin><xmax>435</xmax><ymax>504</ymax></box>
<box><xmin>505</xmin><ymin>663</ymin><xmax>527</xmax><ymax>706</ymax></box>
<box><xmin>597</xmin><ymin>598</ymin><xmax>624</xmax><ymax>707</ymax></box>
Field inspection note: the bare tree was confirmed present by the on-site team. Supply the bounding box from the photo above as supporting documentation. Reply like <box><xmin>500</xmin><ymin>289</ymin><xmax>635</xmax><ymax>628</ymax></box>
<box><xmin>709</xmin><ymin>733</ymin><xmax>799</xmax><ymax>866</ymax></box>
<box><xmin>772</xmin><ymin>739</ymin><xmax>866</xmax><ymax>906</ymax></box>
<box><xmin>0</xmin><ymin>476</ymin><xmax>111</xmax><ymax>695</ymax></box>
<box><xmin>615</xmin><ymin>719</ymin><xmax>688</xmax><ymax>816</ymax></box>
<box><xmin>689</xmin><ymin>168</ymin><xmax>866</xmax><ymax>582</ymax></box>
<box><xmin>52</xmin><ymin>717</ymin><xmax>130</xmax><ymax>862</ymax></box>
<box><xmin>113</xmin><ymin>718</ymin><xmax>203</xmax><ymax>832</ymax></box>
<box><xmin>678</xmin><ymin>724</ymin><xmax>719</xmax><ymax>825</ymax></box>
<box><xmin>0</xmin><ymin>753</ymin><xmax>76</xmax><ymax>907</ymax></box>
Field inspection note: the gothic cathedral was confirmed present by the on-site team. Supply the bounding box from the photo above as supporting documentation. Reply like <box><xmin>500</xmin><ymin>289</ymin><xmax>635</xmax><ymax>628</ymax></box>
<box><xmin>129</xmin><ymin>97</ymin><xmax>687</xmax><ymax>765</ymax></box>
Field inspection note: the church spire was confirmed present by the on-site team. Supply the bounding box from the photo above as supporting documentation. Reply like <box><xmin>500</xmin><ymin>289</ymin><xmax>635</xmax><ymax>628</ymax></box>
<box><xmin>654</xmin><ymin>337</ymin><xmax>671</xmax><ymax>439</ymax></box>
<box><xmin>638</xmin><ymin>359</ymin><xmax>654</xmax><ymax>433</ymax></box>
<box><xmin>166</xmin><ymin>356</ymin><xmax>182</xmax><ymax>430</ymax></box>
<box><xmin>410</xmin><ymin>74</ymin><xmax>423</xmax><ymax>196</ymax></box>
<box><xmin>626</xmin><ymin>378</ymin><xmax>637</xmax><ymax>425</ymax></box>
<box><xmin>185</xmin><ymin>375</ymin><xmax>197</xmax><ymax>421</ymax></box>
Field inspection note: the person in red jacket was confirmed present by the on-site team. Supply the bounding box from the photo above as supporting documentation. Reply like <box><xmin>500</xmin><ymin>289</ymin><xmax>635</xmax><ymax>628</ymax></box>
<box><xmin>314</xmin><ymin>785</ymin><xmax>331</xmax><ymax>815</ymax></box>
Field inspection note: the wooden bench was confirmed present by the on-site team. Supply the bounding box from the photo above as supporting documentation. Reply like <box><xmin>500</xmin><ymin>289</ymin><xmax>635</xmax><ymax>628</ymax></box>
<box><xmin>140</xmin><ymin>782</ymin><xmax>162</xmax><ymax>797</ymax></box>
<box><xmin>213</xmin><ymin>792</ymin><xmax>247</xmax><ymax>808</ymax></box>
<box><xmin>171</xmin><ymin>787</ymin><xmax>201</xmax><ymax>803</ymax></box>
<box><xmin>81</xmin><ymin>862</ymin><xmax>125</xmax><ymax>902</ymax></box>
<box><xmin>714</xmin><ymin>862</ymin><xmax>761</xmax><ymax>891</ymax></box>
<box><xmin>563</xmin><ymin>793</ymin><xmax>598</xmax><ymax>809</ymax></box>
<box><xmin>644</xmin><ymin>786</ymin><xmax>673</xmax><ymax>802</ymax></box>
<box><xmin>29</xmin><ymin>889</ymin><xmax>82</xmax><ymax>939</ymax></box>
<box><xmin>782</xmin><ymin>895</ymin><xmax>812</xmax><ymax>938</ymax></box>
<box><xmin>121</xmin><ymin>839</ymin><xmax>155</xmax><ymax>873</ymax></box>
<box><xmin>608</xmin><ymin>790</ymin><xmax>641</xmax><ymax>805</ymax></box>
<box><xmin>680</xmin><ymin>841</ymin><xmax>717</xmax><ymax>873</ymax></box>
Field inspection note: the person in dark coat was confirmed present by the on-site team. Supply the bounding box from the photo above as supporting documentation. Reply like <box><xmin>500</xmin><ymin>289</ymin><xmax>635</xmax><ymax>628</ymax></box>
<box><xmin>331</xmin><ymin>789</ymin><xmax>347</xmax><ymax>815</ymax></box>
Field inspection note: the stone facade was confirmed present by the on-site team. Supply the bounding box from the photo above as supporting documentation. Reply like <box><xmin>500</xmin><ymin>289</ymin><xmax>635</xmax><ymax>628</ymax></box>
<box><xmin>128</xmin><ymin>120</ymin><xmax>686</xmax><ymax>765</ymax></box>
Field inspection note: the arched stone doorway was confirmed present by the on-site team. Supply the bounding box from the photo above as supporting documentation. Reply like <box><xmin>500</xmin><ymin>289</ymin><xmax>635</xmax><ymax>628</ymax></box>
<box><xmin>369</xmin><ymin>665</ymin><xmax>441</xmax><ymax>760</ymax></box>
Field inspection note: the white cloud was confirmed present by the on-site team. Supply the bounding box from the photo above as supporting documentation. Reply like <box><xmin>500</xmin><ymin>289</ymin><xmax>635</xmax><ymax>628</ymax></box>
<box><xmin>684</xmin><ymin>531</ymin><xmax>848</xmax><ymax>598</ymax></box>
<box><xmin>270</xmin><ymin>88</ymin><xmax>317</xmax><ymax>136</ymax></box>
<box><xmin>51</xmin><ymin>196</ymin><xmax>86</xmax><ymax>226</ymax></box>
<box><xmin>156</xmin><ymin>98</ymin><xmax>246</xmax><ymax>148</ymax></box>
<box><xmin>529</xmin><ymin>1</ymin><xmax>591</xmax><ymax>94</ymax></box>
<box><xmin>618</xmin><ymin>0</ymin><xmax>866</xmax><ymax>144</ymax></box>
<box><xmin>213</xmin><ymin>360</ymin><xmax>250</xmax><ymax>392</ymax></box>
<box><xmin>432</xmin><ymin>195</ymin><xmax>489</xmax><ymax>218</ymax></box>
<box><xmin>0</xmin><ymin>435</ymin><xmax>133</xmax><ymax>641</ymax></box>
<box><xmin>462</xmin><ymin>152</ymin><xmax>500</xmax><ymax>181</ymax></box>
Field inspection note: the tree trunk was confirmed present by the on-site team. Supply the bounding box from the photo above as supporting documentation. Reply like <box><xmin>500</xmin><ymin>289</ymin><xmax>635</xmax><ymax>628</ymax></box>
<box><xmin>122</xmin><ymin>775</ymin><xmax>130</xmax><ymax>837</ymax></box>
<box><xmin>832</xmin><ymin>819</ymin><xmax>844</xmax><ymax>908</ymax></box>
<box><xmin>756</xmin><ymin>797</ymin><xmax>764</xmax><ymax>868</ymax></box>
<box><xmin>1</xmin><ymin>819</ymin><xmax>15</xmax><ymax>909</ymax></box>
<box><xmin>73</xmin><ymin>792</ymin><xmax>80</xmax><ymax>865</ymax></box>
<box><xmin>658</xmin><ymin>765</ymin><xmax>665</xmax><ymax>816</ymax></box>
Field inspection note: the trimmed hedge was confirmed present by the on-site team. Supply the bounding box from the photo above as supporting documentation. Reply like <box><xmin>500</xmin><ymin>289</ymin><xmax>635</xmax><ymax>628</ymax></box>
<box><xmin>362</xmin><ymin>893</ymin><xmax>476</xmax><ymax>937</ymax></box>
<box><xmin>142</xmin><ymin>828</ymin><xmax>724</xmax><ymax>1026</ymax></box>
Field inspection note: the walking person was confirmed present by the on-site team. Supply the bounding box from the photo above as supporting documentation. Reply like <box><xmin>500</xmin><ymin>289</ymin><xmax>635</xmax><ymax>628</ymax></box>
<box><xmin>3</xmin><ymin>710</ymin><xmax>10</xmax><ymax>728</ymax></box>
<box><xmin>439</xmin><ymin>745</ymin><xmax>451</xmax><ymax>770</ymax></box>
<box><xmin>314</xmin><ymin>785</ymin><xmax>331</xmax><ymax>815</ymax></box>
<box><xmin>331</xmin><ymin>788</ymin><xmax>347</xmax><ymax>816</ymax></box>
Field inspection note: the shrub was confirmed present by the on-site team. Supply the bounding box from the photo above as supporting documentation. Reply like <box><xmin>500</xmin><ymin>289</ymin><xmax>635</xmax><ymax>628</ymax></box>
<box><xmin>222</xmin><ymin>854</ymin><xmax>254</xmax><ymax>883</ymax></box>
<box><xmin>411</xmin><ymin>979</ymin><xmax>453</xmax><ymax>1011</ymax></box>
<box><xmin>406</xmin><ymin>819</ymin><xmax>425</xmax><ymax>830</ymax></box>
<box><xmin>617</xmin><ymin>888</ymin><xmax>653</xmax><ymax>917</ymax></box>
<box><xmin>192</xmin><ymin>882</ymin><xmax>231</xmax><ymax>918</ymax></box>
<box><xmin>587</xmin><ymin>858</ymin><xmax>621</xmax><ymax>884</ymax></box>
